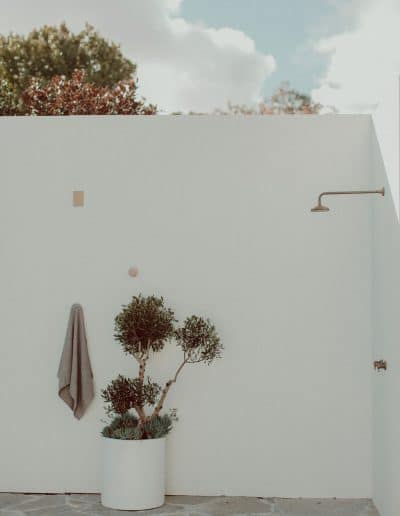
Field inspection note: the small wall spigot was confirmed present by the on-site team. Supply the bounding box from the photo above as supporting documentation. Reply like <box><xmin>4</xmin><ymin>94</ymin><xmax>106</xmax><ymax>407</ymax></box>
<box><xmin>373</xmin><ymin>360</ymin><xmax>387</xmax><ymax>371</ymax></box>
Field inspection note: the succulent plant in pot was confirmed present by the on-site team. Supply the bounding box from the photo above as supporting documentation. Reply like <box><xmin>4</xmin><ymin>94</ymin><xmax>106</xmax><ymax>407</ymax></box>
<box><xmin>101</xmin><ymin>295</ymin><xmax>222</xmax><ymax>511</ymax></box>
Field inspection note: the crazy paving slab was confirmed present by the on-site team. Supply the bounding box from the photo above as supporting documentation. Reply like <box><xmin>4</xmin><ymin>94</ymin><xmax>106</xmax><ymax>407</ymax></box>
<box><xmin>0</xmin><ymin>493</ymin><xmax>379</xmax><ymax>516</ymax></box>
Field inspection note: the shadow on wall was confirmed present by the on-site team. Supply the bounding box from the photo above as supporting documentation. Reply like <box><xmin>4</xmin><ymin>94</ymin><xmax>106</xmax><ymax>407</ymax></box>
<box><xmin>371</xmin><ymin>122</ymin><xmax>400</xmax><ymax>516</ymax></box>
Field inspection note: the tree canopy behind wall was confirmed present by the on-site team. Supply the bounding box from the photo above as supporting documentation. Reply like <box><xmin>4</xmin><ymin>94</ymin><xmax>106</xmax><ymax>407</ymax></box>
<box><xmin>22</xmin><ymin>69</ymin><xmax>156</xmax><ymax>115</ymax></box>
<box><xmin>215</xmin><ymin>82</ymin><xmax>325</xmax><ymax>115</ymax></box>
<box><xmin>1</xmin><ymin>24</ymin><xmax>134</xmax><ymax>86</ymax></box>
<box><xmin>171</xmin><ymin>82</ymin><xmax>329</xmax><ymax>116</ymax></box>
<box><xmin>0</xmin><ymin>23</ymin><xmax>156</xmax><ymax>115</ymax></box>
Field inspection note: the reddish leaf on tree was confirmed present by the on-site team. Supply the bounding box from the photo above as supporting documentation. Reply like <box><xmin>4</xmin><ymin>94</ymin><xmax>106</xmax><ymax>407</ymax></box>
<box><xmin>21</xmin><ymin>69</ymin><xmax>157</xmax><ymax>116</ymax></box>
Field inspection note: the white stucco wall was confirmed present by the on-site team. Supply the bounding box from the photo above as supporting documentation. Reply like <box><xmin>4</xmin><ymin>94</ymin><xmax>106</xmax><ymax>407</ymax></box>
<box><xmin>0</xmin><ymin>116</ymin><xmax>373</xmax><ymax>497</ymax></box>
<box><xmin>371</xmin><ymin>92</ymin><xmax>400</xmax><ymax>515</ymax></box>
<box><xmin>372</xmin><ymin>74</ymin><xmax>400</xmax><ymax>217</ymax></box>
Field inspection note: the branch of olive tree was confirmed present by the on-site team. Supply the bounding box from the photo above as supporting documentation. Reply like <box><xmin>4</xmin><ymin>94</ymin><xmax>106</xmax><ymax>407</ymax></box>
<box><xmin>151</xmin><ymin>354</ymin><xmax>189</xmax><ymax>418</ymax></box>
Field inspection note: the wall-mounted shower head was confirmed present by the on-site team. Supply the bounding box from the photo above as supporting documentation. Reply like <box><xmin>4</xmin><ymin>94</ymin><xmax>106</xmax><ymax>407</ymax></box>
<box><xmin>311</xmin><ymin>187</ymin><xmax>385</xmax><ymax>213</ymax></box>
<box><xmin>311</xmin><ymin>203</ymin><xmax>330</xmax><ymax>213</ymax></box>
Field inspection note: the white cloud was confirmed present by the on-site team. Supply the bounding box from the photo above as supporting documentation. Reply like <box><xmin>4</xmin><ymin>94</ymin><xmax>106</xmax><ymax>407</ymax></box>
<box><xmin>206</xmin><ymin>27</ymin><xmax>256</xmax><ymax>53</ymax></box>
<box><xmin>0</xmin><ymin>0</ymin><xmax>276</xmax><ymax>113</ymax></box>
<box><xmin>312</xmin><ymin>0</ymin><xmax>400</xmax><ymax>113</ymax></box>
<box><xmin>165</xmin><ymin>0</ymin><xmax>182</xmax><ymax>12</ymax></box>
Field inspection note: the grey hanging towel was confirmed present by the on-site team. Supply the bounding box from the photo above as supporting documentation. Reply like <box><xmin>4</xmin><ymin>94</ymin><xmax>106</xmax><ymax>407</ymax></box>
<box><xmin>58</xmin><ymin>304</ymin><xmax>94</xmax><ymax>419</ymax></box>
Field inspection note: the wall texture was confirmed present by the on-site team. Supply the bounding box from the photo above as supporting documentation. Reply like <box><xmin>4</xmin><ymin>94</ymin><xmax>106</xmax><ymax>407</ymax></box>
<box><xmin>0</xmin><ymin>116</ymin><xmax>373</xmax><ymax>497</ymax></box>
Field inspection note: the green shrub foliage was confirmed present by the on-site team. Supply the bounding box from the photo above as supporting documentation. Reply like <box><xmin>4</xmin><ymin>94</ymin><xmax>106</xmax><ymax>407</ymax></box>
<box><xmin>102</xmin><ymin>295</ymin><xmax>222</xmax><ymax>440</ymax></box>
<box><xmin>0</xmin><ymin>23</ymin><xmax>135</xmax><ymax>113</ymax></box>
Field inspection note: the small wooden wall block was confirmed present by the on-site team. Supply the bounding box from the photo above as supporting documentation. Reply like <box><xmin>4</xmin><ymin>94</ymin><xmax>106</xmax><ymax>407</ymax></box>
<box><xmin>73</xmin><ymin>191</ymin><xmax>84</xmax><ymax>207</ymax></box>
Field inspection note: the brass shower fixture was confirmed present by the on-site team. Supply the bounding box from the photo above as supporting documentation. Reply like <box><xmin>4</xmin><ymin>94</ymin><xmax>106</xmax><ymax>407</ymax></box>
<box><xmin>374</xmin><ymin>360</ymin><xmax>387</xmax><ymax>372</ymax></box>
<box><xmin>311</xmin><ymin>187</ymin><xmax>385</xmax><ymax>213</ymax></box>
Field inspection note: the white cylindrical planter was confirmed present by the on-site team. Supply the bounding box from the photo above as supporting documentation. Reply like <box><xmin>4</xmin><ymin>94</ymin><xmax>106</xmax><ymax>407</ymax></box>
<box><xmin>101</xmin><ymin>437</ymin><xmax>165</xmax><ymax>511</ymax></box>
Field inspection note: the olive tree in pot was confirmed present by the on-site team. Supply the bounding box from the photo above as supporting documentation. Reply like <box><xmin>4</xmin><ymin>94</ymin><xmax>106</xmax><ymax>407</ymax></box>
<box><xmin>101</xmin><ymin>295</ymin><xmax>222</xmax><ymax>511</ymax></box>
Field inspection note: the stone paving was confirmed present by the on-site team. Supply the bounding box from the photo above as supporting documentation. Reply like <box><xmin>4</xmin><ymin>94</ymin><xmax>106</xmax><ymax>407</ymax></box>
<box><xmin>0</xmin><ymin>493</ymin><xmax>380</xmax><ymax>516</ymax></box>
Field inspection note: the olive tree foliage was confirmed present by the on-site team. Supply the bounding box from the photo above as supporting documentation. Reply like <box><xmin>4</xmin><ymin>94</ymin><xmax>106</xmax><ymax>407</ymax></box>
<box><xmin>176</xmin><ymin>316</ymin><xmax>222</xmax><ymax>364</ymax></box>
<box><xmin>114</xmin><ymin>295</ymin><xmax>176</xmax><ymax>357</ymax></box>
<box><xmin>102</xmin><ymin>376</ymin><xmax>161</xmax><ymax>415</ymax></box>
<box><xmin>0</xmin><ymin>23</ymin><xmax>137</xmax><ymax>114</ymax></box>
<box><xmin>102</xmin><ymin>295</ymin><xmax>223</xmax><ymax>440</ymax></box>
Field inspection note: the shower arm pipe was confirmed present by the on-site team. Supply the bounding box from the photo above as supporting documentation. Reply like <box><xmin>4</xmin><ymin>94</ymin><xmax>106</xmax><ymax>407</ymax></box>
<box><xmin>316</xmin><ymin>188</ymin><xmax>385</xmax><ymax>207</ymax></box>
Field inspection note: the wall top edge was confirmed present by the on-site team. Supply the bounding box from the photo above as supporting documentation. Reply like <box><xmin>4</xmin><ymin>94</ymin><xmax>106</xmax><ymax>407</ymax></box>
<box><xmin>0</xmin><ymin>114</ymin><xmax>373</xmax><ymax>122</ymax></box>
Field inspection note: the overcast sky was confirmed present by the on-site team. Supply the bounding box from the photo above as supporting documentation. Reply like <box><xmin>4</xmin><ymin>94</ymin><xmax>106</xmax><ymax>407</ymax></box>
<box><xmin>0</xmin><ymin>0</ymin><xmax>398</xmax><ymax>113</ymax></box>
